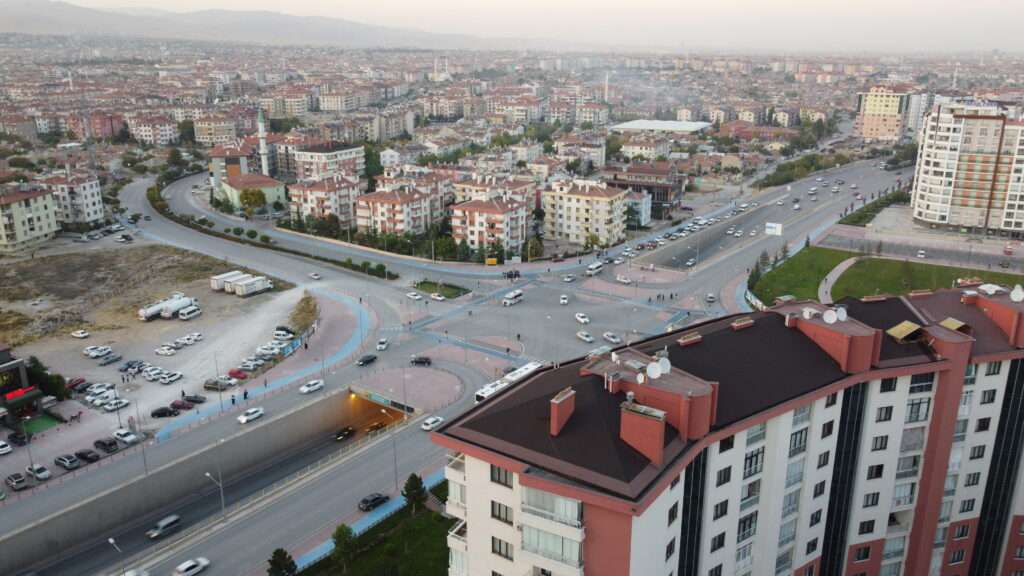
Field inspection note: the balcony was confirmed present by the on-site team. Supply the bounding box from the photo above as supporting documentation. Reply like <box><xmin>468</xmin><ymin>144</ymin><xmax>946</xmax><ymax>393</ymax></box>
<box><xmin>445</xmin><ymin>452</ymin><xmax>466</xmax><ymax>482</ymax></box>
<box><xmin>519</xmin><ymin>544</ymin><xmax>583</xmax><ymax>576</ymax></box>
<box><xmin>895</xmin><ymin>467</ymin><xmax>919</xmax><ymax>480</ymax></box>
<box><xmin>892</xmin><ymin>494</ymin><xmax>915</xmax><ymax>509</ymax></box>
<box><xmin>446</xmin><ymin>520</ymin><xmax>467</xmax><ymax>553</ymax></box>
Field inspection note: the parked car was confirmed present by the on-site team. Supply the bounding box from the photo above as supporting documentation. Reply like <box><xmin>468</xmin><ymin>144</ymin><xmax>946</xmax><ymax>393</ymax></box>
<box><xmin>237</xmin><ymin>407</ymin><xmax>265</xmax><ymax>424</ymax></box>
<box><xmin>410</xmin><ymin>356</ymin><xmax>432</xmax><ymax>366</ymax></box>
<box><xmin>0</xmin><ymin>440</ymin><xmax>11</xmax><ymax>455</ymax></box>
<box><xmin>74</xmin><ymin>449</ymin><xmax>101</xmax><ymax>463</ymax></box>
<box><xmin>227</xmin><ymin>368</ymin><xmax>248</xmax><ymax>380</ymax></box>
<box><xmin>71</xmin><ymin>330</ymin><xmax>90</xmax><ymax>339</ymax></box>
<box><xmin>114</xmin><ymin>428</ymin><xmax>139</xmax><ymax>444</ymax></box>
<box><xmin>299</xmin><ymin>379</ymin><xmax>324</xmax><ymax>394</ymax></box>
<box><xmin>160</xmin><ymin>371</ymin><xmax>183</xmax><ymax>385</ymax></box>
<box><xmin>602</xmin><ymin>332</ymin><xmax>622</xmax><ymax>345</ymax></box>
<box><xmin>25</xmin><ymin>463</ymin><xmax>51</xmax><ymax>481</ymax></box>
<box><xmin>421</xmin><ymin>416</ymin><xmax>445</xmax><ymax>431</ymax></box>
<box><xmin>430</xmin><ymin>292</ymin><xmax>445</xmax><ymax>302</ymax></box>
<box><xmin>151</xmin><ymin>407</ymin><xmax>180</xmax><ymax>418</ymax></box>
<box><xmin>97</xmin><ymin>353</ymin><xmax>122</xmax><ymax>367</ymax></box>
<box><xmin>5</xmin><ymin>472</ymin><xmax>28</xmax><ymax>491</ymax></box>
<box><xmin>154</xmin><ymin>347</ymin><xmax>176</xmax><ymax>357</ymax></box>
<box><xmin>54</xmin><ymin>454</ymin><xmax>81</xmax><ymax>471</ymax></box>
<box><xmin>357</xmin><ymin>354</ymin><xmax>378</xmax><ymax>367</ymax></box>
<box><xmin>82</xmin><ymin>345</ymin><xmax>104</xmax><ymax>356</ymax></box>
<box><xmin>173</xmin><ymin>557</ymin><xmax>210</xmax><ymax>576</ymax></box>
<box><xmin>104</xmin><ymin>398</ymin><xmax>131</xmax><ymax>412</ymax></box>
<box><xmin>94</xmin><ymin>437</ymin><xmax>119</xmax><ymax>454</ymax></box>
<box><xmin>358</xmin><ymin>493</ymin><xmax>390</xmax><ymax>511</ymax></box>
<box><xmin>87</xmin><ymin>346</ymin><xmax>112</xmax><ymax>358</ymax></box>
<box><xmin>7</xmin><ymin>432</ymin><xmax>30</xmax><ymax>446</ymax></box>
<box><xmin>184</xmin><ymin>394</ymin><xmax>207</xmax><ymax>404</ymax></box>
<box><xmin>335</xmin><ymin>426</ymin><xmax>355</xmax><ymax>441</ymax></box>
<box><xmin>273</xmin><ymin>330</ymin><xmax>294</xmax><ymax>341</ymax></box>
<box><xmin>170</xmin><ymin>400</ymin><xmax>195</xmax><ymax>411</ymax></box>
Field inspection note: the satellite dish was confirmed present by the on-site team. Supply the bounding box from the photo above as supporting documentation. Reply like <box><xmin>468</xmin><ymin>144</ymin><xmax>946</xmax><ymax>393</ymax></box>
<box><xmin>1012</xmin><ymin>285</ymin><xmax>1024</xmax><ymax>303</ymax></box>
<box><xmin>636</xmin><ymin>373</ymin><xmax>645</xmax><ymax>385</ymax></box>
<box><xmin>823</xmin><ymin>310</ymin><xmax>838</xmax><ymax>324</ymax></box>
<box><xmin>658</xmin><ymin>357</ymin><xmax>671</xmax><ymax>374</ymax></box>
<box><xmin>646</xmin><ymin>362</ymin><xmax>663</xmax><ymax>380</ymax></box>
<box><xmin>836</xmin><ymin>307</ymin><xmax>848</xmax><ymax>321</ymax></box>
<box><xmin>802</xmin><ymin>308</ymin><xmax>814</xmax><ymax>320</ymax></box>
<box><xmin>611</xmin><ymin>351</ymin><xmax>619</xmax><ymax>363</ymax></box>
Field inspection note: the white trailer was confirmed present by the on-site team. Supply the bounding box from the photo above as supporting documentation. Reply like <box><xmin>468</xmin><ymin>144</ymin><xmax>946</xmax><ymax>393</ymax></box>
<box><xmin>210</xmin><ymin>270</ymin><xmax>245</xmax><ymax>291</ymax></box>
<box><xmin>234</xmin><ymin>277</ymin><xmax>273</xmax><ymax>297</ymax></box>
<box><xmin>223</xmin><ymin>274</ymin><xmax>254</xmax><ymax>293</ymax></box>
<box><xmin>160</xmin><ymin>297</ymin><xmax>198</xmax><ymax>319</ymax></box>
<box><xmin>137</xmin><ymin>293</ymin><xmax>187</xmax><ymax>321</ymax></box>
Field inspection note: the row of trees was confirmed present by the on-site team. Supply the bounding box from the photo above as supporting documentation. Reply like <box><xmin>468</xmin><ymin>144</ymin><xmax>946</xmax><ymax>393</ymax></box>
<box><xmin>754</xmin><ymin>152</ymin><xmax>852</xmax><ymax>188</ymax></box>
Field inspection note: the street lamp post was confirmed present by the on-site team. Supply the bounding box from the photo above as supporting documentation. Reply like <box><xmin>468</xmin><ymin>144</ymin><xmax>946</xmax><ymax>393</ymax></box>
<box><xmin>205</xmin><ymin>439</ymin><xmax>227</xmax><ymax>523</ymax></box>
<box><xmin>107</xmin><ymin>537</ymin><xmax>126</xmax><ymax>576</ymax></box>
<box><xmin>384</xmin><ymin>408</ymin><xmax>399</xmax><ymax>493</ymax></box>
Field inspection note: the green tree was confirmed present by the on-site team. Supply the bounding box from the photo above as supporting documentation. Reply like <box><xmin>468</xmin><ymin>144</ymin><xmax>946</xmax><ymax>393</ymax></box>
<box><xmin>748</xmin><ymin>260</ymin><xmax>762</xmax><ymax>290</ymax></box>
<box><xmin>246</xmin><ymin>229</ymin><xmax>258</xmax><ymax>239</ymax></box>
<box><xmin>167</xmin><ymin>148</ymin><xmax>186</xmax><ymax>168</ymax></box>
<box><xmin>178</xmin><ymin>120</ymin><xmax>195</xmax><ymax>145</ymax></box>
<box><xmin>403</xmin><ymin>473</ymin><xmax>428</xmax><ymax>514</ymax></box>
<box><xmin>580</xmin><ymin>121</ymin><xmax>594</xmax><ymax>130</ymax></box>
<box><xmin>456</xmin><ymin>239</ymin><xmax>472</xmax><ymax>262</ymax></box>
<box><xmin>239</xmin><ymin>188</ymin><xmax>267</xmax><ymax>217</ymax></box>
<box><xmin>364</xmin><ymin>144</ymin><xmax>383</xmax><ymax>191</ymax></box>
<box><xmin>758</xmin><ymin>249</ymin><xmax>771</xmax><ymax>271</ymax></box>
<box><xmin>331</xmin><ymin>524</ymin><xmax>358</xmax><ymax>574</ymax></box>
<box><xmin>266</xmin><ymin>548</ymin><xmax>297</xmax><ymax>576</ymax></box>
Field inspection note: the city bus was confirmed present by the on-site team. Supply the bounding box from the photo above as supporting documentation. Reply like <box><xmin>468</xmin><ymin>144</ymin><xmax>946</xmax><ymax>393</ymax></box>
<box><xmin>502</xmin><ymin>289</ymin><xmax>524</xmax><ymax>307</ymax></box>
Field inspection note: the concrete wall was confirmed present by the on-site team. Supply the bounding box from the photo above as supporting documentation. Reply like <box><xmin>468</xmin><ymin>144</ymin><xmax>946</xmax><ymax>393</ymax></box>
<box><xmin>1</xmin><ymin>391</ymin><xmax>355</xmax><ymax>574</ymax></box>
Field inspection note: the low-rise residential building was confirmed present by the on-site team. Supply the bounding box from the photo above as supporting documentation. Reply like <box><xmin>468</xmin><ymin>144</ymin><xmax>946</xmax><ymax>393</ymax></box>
<box><xmin>576</xmin><ymin>103</ymin><xmax>610</xmax><ymax>127</ymax></box>
<box><xmin>194</xmin><ymin>116</ymin><xmax>237</xmax><ymax>147</ymax></box>
<box><xmin>220</xmin><ymin>173</ymin><xmax>287</xmax><ymax>211</ymax></box>
<box><xmin>289</xmin><ymin>173</ymin><xmax>361</xmax><ymax>228</ymax></box>
<box><xmin>355</xmin><ymin>187</ymin><xmax>444</xmax><ymax>236</ymax></box>
<box><xmin>451</xmin><ymin>198</ymin><xmax>528</xmax><ymax>254</ymax></box>
<box><xmin>0</xmin><ymin>186</ymin><xmax>57</xmax><ymax>253</ymax></box>
<box><xmin>542</xmin><ymin>179</ymin><xmax>626</xmax><ymax>247</ymax></box>
<box><xmin>38</xmin><ymin>173</ymin><xmax>104</xmax><ymax>226</ymax></box>
<box><xmin>129</xmin><ymin>115</ymin><xmax>179</xmax><ymax>146</ymax></box>
<box><xmin>621</xmin><ymin>137</ymin><xmax>670</xmax><ymax>161</ymax></box>
<box><xmin>293</xmin><ymin>143</ymin><xmax>366</xmax><ymax>181</ymax></box>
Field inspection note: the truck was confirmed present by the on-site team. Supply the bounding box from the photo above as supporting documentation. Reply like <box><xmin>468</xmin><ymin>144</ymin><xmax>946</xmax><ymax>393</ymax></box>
<box><xmin>223</xmin><ymin>274</ymin><xmax>254</xmax><ymax>293</ymax></box>
<box><xmin>160</xmin><ymin>297</ymin><xmax>199</xmax><ymax>319</ymax></box>
<box><xmin>234</xmin><ymin>276</ymin><xmax>274</xmax><ymax>297</ymax></box>
<box><xmin>137</xmin><ymin>293</ymin><xmax>187</xmax><ymax>321</ymax></box>
<box><xmin>210</xmin><ymin>271</ymin><xmax>246</xmax><ymax>291</ymax></box>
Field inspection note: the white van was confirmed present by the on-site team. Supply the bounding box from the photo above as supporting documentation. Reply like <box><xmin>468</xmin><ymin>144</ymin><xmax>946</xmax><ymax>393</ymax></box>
<box><xmin>178</xmin><ymin>306</ymin><xmax>202</xmax><ymax>320</ymax></box>
<box><xmin>146</xmin><ymin>514</ymin><xmax>181</xmax><ymax>539</ymax></box>
<box><xmin>585</xmin><ymin>262</ymin><xmax>604</xmax><ymax>276</ymax></box>
<box><xmin>502</xmin><ymin>289</ymin><xmax>524</xmax><ymax>307</ymax></box>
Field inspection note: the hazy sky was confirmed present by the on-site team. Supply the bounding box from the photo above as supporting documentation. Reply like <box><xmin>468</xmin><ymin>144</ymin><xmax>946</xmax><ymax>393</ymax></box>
<box><xmin>67</xmin><ymin>0</ymin><xmax>1024</xmax><ymax>52</ymax></box>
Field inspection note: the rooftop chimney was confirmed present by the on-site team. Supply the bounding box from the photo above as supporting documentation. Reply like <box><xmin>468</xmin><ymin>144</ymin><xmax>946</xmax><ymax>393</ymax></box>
<box><xmin>549</xmin><ymin>387</ymin><xmax>576</xmax><ymax>437</ymax></box>
<box><xmin>620</xmin><ymin>401</ymin><xmax>666</xmax><ymax>466</ymax></box>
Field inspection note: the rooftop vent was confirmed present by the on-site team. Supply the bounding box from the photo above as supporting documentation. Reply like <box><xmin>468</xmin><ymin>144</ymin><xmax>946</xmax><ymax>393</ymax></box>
<box><xmin>978</xmin><ymin>283</ymin><xmax>1004</xmax><ymax>296</ymax></box>
<box><xmin>908</xmin><ymin>289</ymin><xmax>933</xmax><ymax>298</ymax></box>
<box><xmin>886</xmin><ymin>320</ymin><xmax>924</xmax><ymax>343</ymax></box>
<box><xmin>730</xmin><ymin>317</ymin><xmax>754</xmax><ymax>331</ymax></box>
<box><xmin>860</xmin><ymin>295</ymin><xmax>888</xmax><ymax>303</ymax></box>
<box><xmin>677</xmin><ymin>331</ymin><xmax>702</xmax><ymax>347</ymax></box>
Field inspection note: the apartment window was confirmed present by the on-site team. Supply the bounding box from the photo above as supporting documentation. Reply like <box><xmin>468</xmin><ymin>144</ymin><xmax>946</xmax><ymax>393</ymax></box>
<box><xmin>954</xmin><ymin>419</ymin><xmax>969</xmax><ymax>441</ymax></box>
<box><xmin>1016</xmin><ymin>547</ymin><xmax>1024</xmax><ymax>559</ymax></box>
<box><xmin>807</xmin><ymin>538</ymin><xmax>819</xmax><ymax>554</ymax></box>
<box><xmin>906</xmin><ymin>398</ymin><xmax>931</xmax><ymax>423</ymax></box>
<box><xmin>740</xmin><ymin>479</ymin><xmax>760</xmax><ymax>510</ymax></box>
<box><xmin>864</xmin><ymin>492</ymin><xmax>880</xmax><ymax>507</ymax></box>
<box><xmin>719</xmin><ymin>435</ymin><xmax>734</xmax><ymax>453</ymax></box>
<box><xmin>960</xmin><ymin>499</ymin><xmax>976</xmax><ymax>513</ymax></box>
<box><xmin>822</xmin><ymin>420</ymin><xmax>834</xmax><ymax>438</ymax></box>
<box><xmin>786</xmin><ymin>459</ymin><xmax>805</xmax><ymax>488</ymax></box>
<box><xmin>854</xmin><ymin>546</ymin><xmax>871</xmax><ymax>562</ymax></box>
<box><xmin>716</xmin><ymin>467</ymin><xmax>732</xmax><ymax>487</ymax></box>
<box><xmin>737</xmin><ymin>512</ymin><xmax>758</xmax><ymax>543</ymax></box>
<box><xmin>708</xmin><ymin>566</ymin><xmax>722</xmax><ymax>576</ymax></box>
<box><xmin>793</xmin><ymin>405</ymin><xmax>811</xmax><ymax>426</ymax></box>
<box><xmin>954</xmin><ymin>524</ymin><xmax>970</xmax><ymax>539</ymax></box>
<box><xmin>910</xmin><ymin>373</ymin><xmax>935</xmax><ymax>394</ymax></box>
<box><xmin>668</xmin><ymin>502</ymin><xmax>679</xmax><ymax>526</ymax></box>
<box><xmin>880</xmin><ymin>378</ymin><xmax>898</xmax><ymax>393</ymax></box>
<box><xmin>985</xmin><ymin>361</ymin><xmax>1003</xmax><ymax>376</ymax></box>
<box><xmin>665</xmin><ymin>538</ymin><xmax>676</xmax><ymax>561</ymax></box>
<box><xmin>859</xmin><ymin>520</ymin><xmax>875</xmax><ymax>535</ymax></box>
<box><xmin>817</xmin><ymin>451</ymin><xmax>830</xmax><ymax>469</ymax></box>
<box><xmin>491</xmin><ymin>501</ymin><xmax>513</xmax><ymax>525</ymax></box>
<box><xmin>789</xmin><ymin>428</ymin><xmax>808</xmax><ymax>457</ymax></box>
<box><xmin>982</xmin><ymin>389</ymin><xmax>997</xmax><ymax>404</ymax></box>
<box><xmin>744</xmin><ymin>447</ymin><xmax>765</xmax><ymax>479</ymax></box>
<box><xmin>950</xmin><ymin>549</ymin><xmax>965</xmax><ymax>565</ymax></box>
<box><xmin>969</xmin><ymin>445</ymin><xmax>986</xmax><ymax>460</ymax></box>
<box><xmin>491</xmin><ymin>536</ymin><xmax>513</xmax><ymax>560</ymax></box>
<box><xmin>826</xmin><ymin>392</ymin><xmax>837</xmax><ymax>407</ymax></box>
<box><xmin>868</xmin><ymin>465</ymin><xmax>884</xmax><ymax>480</ymax></box>
<box><xmin>964</xmin><ymin>364</ymin><xmax>977</xmax><ymax>386</ymax></box>
<box><xmin>809</xmin><ymin>509</ymin><xmax>822</xmax><ymax>527</ymax></box>
<box><xmin>872</xmin><ymin>435</ymin><xmax>889</xmax><ymax>451</ymax></box>
<box><xmin>782</xmin><ymin>489</ymin><xmax>801</xmax><ymax>518</ymax></box>
<box><xmin>813</xmin><ymin>480</ymin><xmax>826</xmax><ymax>498</ymax></box>
<box><xmin>976</xmin><ymin>417</ymin><xmax>991</xmax><ymax>432</ymax></box>
<box><xmin>710</xmin><ymin>532</ymin><xmax>726</xmax><ymax>552</ymax></box>
<box><xmin>713</xmin><ymin>500</ymin><xmax>728</xmax><ymax>520</ymax></box>
<box><xmin>965</xmin><ymin>472</ymin><xmax>981</xmax><ymax>487</ymax></box>
<box><xmin>490</xmin><ymin>464</ymin><xmax>513</xmax><ymax>487</ymax></box>
<box><xmin>877</xmin><ymin>406</ymin><xmax>893</xmax><ymax>422</ymax></box>
<box><xmin>746</xmin><ymin>423</ymin><xmax>766</xmax><ymax>445</ymax></box>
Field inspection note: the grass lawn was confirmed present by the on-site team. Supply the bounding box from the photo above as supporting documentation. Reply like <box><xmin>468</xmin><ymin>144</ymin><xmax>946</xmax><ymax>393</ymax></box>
<box><xmin>22</xmin><ymin>414</ymin><xmax>60</xmax><ymax>434</ymax></box>
<box><xmin>832</xmin><ymin>258</ymin><xmax>1024</xmax><ymax>300</ymax></box>
<box><xmin>303</xmin><ymin>508</ymin><xmax>454</xmax><ymax>576</ymax></box>
<box><xmin>415</xmin><ymin>280</ymin><xmax>469</xmax><ymax>299</ymax></box>
<box><xmin>752</xmin><ymin>247</ymin><xmax>855</xmax><ymax>303</ymax></box>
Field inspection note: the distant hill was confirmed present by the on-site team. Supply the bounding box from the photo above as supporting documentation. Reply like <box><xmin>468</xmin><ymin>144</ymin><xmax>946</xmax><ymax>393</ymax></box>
<box><xmin>0</xmin><ymin>0</ymin><xmax>496</xmax><ymax>49</ymax></box>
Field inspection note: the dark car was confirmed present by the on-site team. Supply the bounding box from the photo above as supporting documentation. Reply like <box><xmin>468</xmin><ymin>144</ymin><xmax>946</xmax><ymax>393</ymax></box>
<box><xmin>356</xmin><ymin>354</ymin><xmax>377</xmax><ymax>367</ymax></box>
<box><xmin>410</xmin><ymin>356</ymin><xmax>432</xmax><ymax>367</ymax></box>
<box><xmin>170</xmin><ymin>400</ymin><xmax>194</xmax><ymax>411</ymax></box>
<box><xmin>143</xmin><ymin>215</ymin><xmax>151</xmax><ymax>221</ymax></box>
<box><xmin>98</xmin><ymin>354</ymin><xmax>122</xmax><ymax>366</ymax></box>
<box><xmin>366</xmin><ymin>421</ymin><xmax>386</xmax><ymax>434</ymax></box>
<box><xmin>75</xmin><ymin>449</ymin><xmax>101</xmax><ymax>463</ymax></box>
<box><xmin>7</xmin><ymin>432</ymin><xmax>30</xmax><ymax>446</ymax></box>
<box><xmin>5</xmin><ymin>473</ymin><xmax>28</xmax><ymax>491</ymax></box>
<box><xmin>184</xmin><ymin>394</ymin><xmax>207</xmax><ymax>404</ymax></box>
<box><xmin>94</xmin><ymin>437</ymin><xmax>119</xmax><ymax>454</ymax></box>
<box><xmin>358</xmin><ymin>493</ymin><xmax>390</xmax><ymax>512</ymax></box>
<box><xmin>151</xmin><ymin>407</ymin><xmax>180</xmax><ymax>418</ymax></box>
<box><xmin>71</xmin><ymin>380</ymin><xmax>93</xmax><ymax>393</ymax></box>
<box><xmin>334</xmin><ymin>426</ymin><xmax>355</xmax><ymax>441</ymax></box>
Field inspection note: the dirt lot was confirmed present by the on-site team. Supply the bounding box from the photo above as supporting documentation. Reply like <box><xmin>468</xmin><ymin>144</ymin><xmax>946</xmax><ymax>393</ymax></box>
<box><xmin>0</xmin><ymin>244</ymin><xmax>291</xmax><ymax>346</ymax></box>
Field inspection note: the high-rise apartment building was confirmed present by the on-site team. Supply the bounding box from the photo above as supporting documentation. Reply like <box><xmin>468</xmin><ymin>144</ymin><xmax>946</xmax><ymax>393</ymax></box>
<box><xmin>855</xmin><ymin>85</ymin><xmax>914</xmax><ymax>143</ymax></box>
<box><xmin>433</xmin><ymin>285</ymin><xmax>1024</xmax><ymax>576</ymax></box>
<box><xmin>911</xmin><ymin>100</ymin><xmax>1024</xmax><ymax>234</ymax></box>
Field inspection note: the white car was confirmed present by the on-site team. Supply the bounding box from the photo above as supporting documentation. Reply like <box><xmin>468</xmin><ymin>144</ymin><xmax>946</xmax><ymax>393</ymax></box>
<box><xmin>850</xmin><ymin>183</ymin><xmax>858</xmax><ymax>189</ymax></box>
<box><xmin>576</xmin><ymin>331</ymin><xmax>595</xmax><ymax>343</ymax></box>
<box><xmin>686</xmin><ymin>258</ymin><xmax>697</xmax><ymax>267</ymax></box>
<box><xmin>299</xmin><ymin>379</ymin><xmax>324</xmax><ymax>394</ymax></box>
<box><xmin>793</xmin><ymin>204</ymin><xmax>801</xmax><ymax>211</ymax></box>
<box><xmin>376</xmin><ymin>338</ymin><xmax>389</xmax><ymax>351</ymax></box>
<box><xmin>603</xmin><ymin>332</ymin><xmax>622</xmax><ymax>345</ymax></box>
<box><xmin>430</xmin><ymin>292</ymin><xmax>446</xmax><ymax>302</ymax></box>
<box><xmin>160</xmin><ymin>371</ymin><xmax>183</xmax><ymax>385</ymax></box>
<box><xmin>104</xmin><ymin>399</ymin><xmax>131</xmax><ymax>412</ymax></box>
<box><xmin>406</xmin><ymin>292</ymin><xmax>422</xmax><ymax>301</ymax></box>
<box><xmin>71</xmin><ymin>330</ymin><xmax>90</xmax><ymax>339</ymax></box>
<box><xmin>114</xmin><ymin>428</ymin><xmax>139</xmax><ymax>444</ymax></box>
<box><xmin>237</xmin><ymin>407</ymin><xmax>264</xmax><ymax>424</ymax></box>
<box><xmin>734</xmin><ymin>231</ymin><xmax>742</xmax><ymax>238</ymax></box>
<box><xmin>273</xmin><ymin>330</ymin><xmax>294</xmax><ymax>341</ymax></box>
<box><xmin>86</xmin><ymin>382</ymin><xmax>113</xmax><ymax>395</ymax></box>
<box><xmin>88</xmin><ymin>346</ymin><xmax>112</xmax><ymax>359</ymax></box>
<box><xmin>175</xmin><ymin>337</ymin><xmax>193</xmax><ymax>347</ymax></box>
<box><xmin>174</xmin><ymin>557</ymin><xmax>210</xmax><ymax>576</ymax></box>
<box><xmin>613</xmin><ymin>258</ymin><xmax>624</xmax><ymax>265</ymax></box>
<box><xmin>308</xmin><ymin>272</ymin><xmax>321</xmax><ymax>280</ymax></box>
<box><xmin>559</xmin><ymin>294</ymin><xmax>569</xmax><ymax>305</ymax></box>
<box><xmin>574</xmin><ymin>313</ymin><xmax>591</xmax><ymax>324</ymax></box>
<box><xmin>421</xmin><ymin>416</ymin><xmax>445</xmax><ymax>431</ymax></box>
<box><xmin>26</xmin><ymin>463</ymin><xmax>51</xmax><ymax>481</ymax></box>
<box><xmin>749</xmin><ymin>230</ymin><xmax>757</xmax><ymax>237</ymax></box>
<box><xmin>189</xmin><ymin>332</ymin><xmax>203</xmax><ymax>342</ymax></box>
<box><xmin>155</xmin><ymin>347</ymin><xmax>176</xmax><ymax>356</ymax></box>
<box><xmin>562</xmin><ymin>274</ymin><xmax>576</xmax><ymax>283</ymax></box>
<box><xmin>0</xmin><ymin>440</ymin><xmax>11</xmax><ymax>455</ymax></box>
<box><xmin>777</xmin><ymin>199</ymin><xmax>784</xmax><ymax>206</ymax></box>
<box><xmin>89</xmin><ymin>391</ymin><xmax>117</xmax><ymax>406</ymax></box>
<box><xmin>616</xmin><ymin>275</ymin><xmax>632</xmax><ymax>285</ymax></box>
<box><xmin>82</xmin><ymin>345</ymin><xmax>103</xmax><ymax>356</ymax></box>
<box><xmin>917</xmin><ymin>250</ymin><xmax>927</xmax><ymax>259</ymax></box>
<box><xmin>217</xmin><ymin>376</ymin><xmax>239</xmax><ymax>388</ymax></box>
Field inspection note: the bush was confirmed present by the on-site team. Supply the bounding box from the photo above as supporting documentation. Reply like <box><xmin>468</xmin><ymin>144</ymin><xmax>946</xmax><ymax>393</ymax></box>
<box><xmin>232</xmin><ymin>227</ymin><xmax>244</xmax><ymax>236</ymax></box>
<box><xmin>246</xmin><ymin>229</ymin><xmax>258</xmax><ymax>239</ymax></box>
<box><xmin>260</xmin><ymin>234</ymin><xmax>271</xmax><ymax>243</ymax></box>
<box><xmin>224</xmin><ymin>227</ymin><xmax>232</xmax><ymax>234</ymax></box>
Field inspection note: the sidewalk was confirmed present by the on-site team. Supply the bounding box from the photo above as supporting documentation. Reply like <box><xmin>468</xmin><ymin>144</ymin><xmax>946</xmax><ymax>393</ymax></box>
<box><xmin>817</xmin><ymin>256</ymin><xmax>860</xmax><ymax>304</ymax></box>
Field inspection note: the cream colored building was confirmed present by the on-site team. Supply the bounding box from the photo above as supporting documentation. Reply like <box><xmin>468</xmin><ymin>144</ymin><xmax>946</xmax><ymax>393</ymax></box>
<box><xmin>855</xmin><ymin>85</ymin><xmax>913</xmax><ymax>143</ymax></box>
<box><xmin>542</xmin><ymin>180</ymin><xmax>626</xmax><ymax>247</ymax></box>
<box><xmin>451</xmin><ymin>199</ymin><xmax>528</xmax><ymax>253</ymax></box>
<box><xmin>0</xmin><ymin>187</ymin><xmax>58</xmax><ymax>253</ymax></box>
<box><xmin>195</xmin><ymin>117</ymin><xmax>237</xmax><ymax>147</ymax></box>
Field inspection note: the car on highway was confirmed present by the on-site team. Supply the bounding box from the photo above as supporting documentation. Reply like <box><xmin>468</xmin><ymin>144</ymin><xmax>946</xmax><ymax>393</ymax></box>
<box><xmin>104</xmin><ymin>398</ymin><xmax>131</xmax><ymax>413</ymax></box>
<box><xmin>616</xmin><ymin>274</ymin><xmax>632</xmax><ymax>285</ymax></box>
<box><xmin>173</xmin><ymin>557</ymin><xmax>210</xmax><ymax>576</ymax></box>
<box><xmin>74</xmin><ymin>449</ymin><xmax>101</xmax><ymax>463</ymax></box>
<box><xmin>299</xmin><ymin>379</ymin><xmax>324</xmax><ymax>394</ymax></box>
<box><xmin>151</xmin><ymin>407</ymin><xmax>180</xmax><ymax>418</ymax></box>
<box><xmin>559</xmin><ymin>294</ymin><xmax>569</xmax><ymax>305</ymax></box>
<box><xmin>358</xmin><ymin>493</ymin><xmax>390</xmax><ymax>511</ymax></box>
<box><xmin>170</xmin><ymin>400</ymin><xmax>194</xmax><ymax>411</ymax></box>
<box><xmin>146</xmin><ymin>514</ymin><xmax>182</xmax><ymax>540</ymax></box>
<box><xmin>917</xmin><ymin>250</ymin><xmax>927</xmax><ymax>259</ymax></box>
<box><xmin>184</xmin><ymin>394</ymin><xmax>207</xmax><ymax>404</ymax></box>
<box><xmin>54</xmin><ymin>454</ymin><xmax>81</xmax><ymax>471</ymax></box>
<box><xmin>793</xmin><ymin>204</ymin><xmax>801</xmax><ymax>211</ymax></box>
<box><xmin>94</xmin><ymin>437</ymin><xmax>119</xmax><ymax>454</ymax></box>
<box><xmin>366</xmin><ymin>421</ymin><xmax>387</xmax><ymax>433</ymax></box>
<box><xmin>335</xmin><ymin>426</ymin><xmax>356</xmax><ymax>441</ymax></box>
<box><xmin>410</xmin><ymin>356</ymin><xmax>432</xmax><ymax>366</ymax></box>
<box><xmin>114</xmin><ymin>428</ymin><xmax>139</xmax><ymax>444</ymax></box>
<box><xmin>357</xmin><ymin>354</ymin><xmax>377</xmax><ymax>367</ymax></box>
<box><xmin>0</xmin><ymin>440</ymin><xmax>10</xmax><ymax>455</ymax></box>
<box><xmin>237</xmin><ymin>407</ymin><xmax>265</xmax><ymax>424</ymax></box>
<box><xmin>406</xmin><ymin>292</ymin><xmax>422</xmax><ymax>301</ymax></box>
<box><xmin>71</xmin><ymin>330</ymin><xmax>90</xmax><ymax>339</ymax></box>
<box><xmin>308</xmin><ymin>272</ymin><xmax>321</xmax><ymax>280</ymax></box>
<box><xmin>376</xmin><ymin>338</ymin><xmax>389</xmax><ymax>351</ymax></box>
<box><xmin>6</xmin><ymin>472</ymin><xmax>27</xmax><ymax>491</ymax></box>
<box><xmin>25</xmin><ymin>463</ymin><xmax>51</xmax><ymax>481</ymax></box>
<box><xmin>421</xmin><ymin>416</ymin><xmax>445</xmax><ymax>431</ymax></box>
<box><xmin>576</xmin><ymin>330</ymin><xmax>594</xmax><ymax>343</ymax></box>
<box><xmin>705</xmin><ymin>293</ymin><xmax>718</xmax><ymax>303</ymax></box>
<box><xmin>430</xmin><ymin>292</ymin><xmax>446</xmax><ymax>302</ymax></box>
<box><xmin>602</xmin><ymin>332</ymin><xmax>622</xmax><ymax>345</ymax></box>
<box><xmin>574</xmin><ymin>312</ymin><xmax>590</xmax><ymax>324</ymax></box>
<box><xmin>562</xmin><ymin>274</ymin><xmax>576</xmax><ymax>283</ymax></box>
